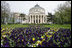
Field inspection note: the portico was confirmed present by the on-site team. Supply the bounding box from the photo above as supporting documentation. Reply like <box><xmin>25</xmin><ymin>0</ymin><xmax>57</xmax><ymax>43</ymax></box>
<box><xmin>29</xmin><ymin>15</ymin><xmax>45</xmax><ymax>24</ymax></box>
<box><xmin>28</xmin><ymin>4</ymin><xmax>47</xmax><ymax>24</ymax></box>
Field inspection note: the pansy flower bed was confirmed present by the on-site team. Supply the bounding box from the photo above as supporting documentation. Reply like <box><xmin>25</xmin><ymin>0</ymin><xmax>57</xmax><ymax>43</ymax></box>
<box><xmin>1</xmin><ymin>25</ymin><xmax>71</xmax><ymax>47</ymax></box>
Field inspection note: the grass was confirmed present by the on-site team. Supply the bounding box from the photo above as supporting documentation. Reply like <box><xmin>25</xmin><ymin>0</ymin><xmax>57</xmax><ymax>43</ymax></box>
<box><xmin>1</xmin><ymin>24</ymin><xmax>29</xmax><ymax>33</ymax></box>
<box><xmin>1</xmin><ymin>24</ymin><xmax>28</xmax><ymax>28</ymax></box>
<box><xmin>1</xmin><ymin>24</ymin><xmax>71</xmax><ymax>30</ymax></box>
<box><xmin>44</xmin><ymin>24</ymin><xmax>71</xmax><ymax>29</ymax></box>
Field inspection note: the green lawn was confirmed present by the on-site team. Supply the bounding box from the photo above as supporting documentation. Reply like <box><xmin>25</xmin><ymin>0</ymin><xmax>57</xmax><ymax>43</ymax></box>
<box><xmin>44</xmin><ymin>24</ymin><xmax>71</xmax><ymax>29</ymax></box>
<box><xmin>1</xmin><ymin>24</ymin><xmax>28</xmax><ymax>28</ymax></box>
<box><xmin>1</xmin><ymin>24</ymin><xmax>29</xmax><ymax>33</ymax></box>
<box><xmin>1</xmin><ymin>24</ymin><xmax>71</xmax><ymax>30</ymax></box>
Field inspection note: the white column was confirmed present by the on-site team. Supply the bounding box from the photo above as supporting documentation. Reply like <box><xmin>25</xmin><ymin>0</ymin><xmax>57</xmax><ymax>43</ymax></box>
<box><xmin>39</xmin><ymin>16</ymin><xmax>41</xmax><ymax>23</ymax></box>
<box><xmin>32</xmin><ymin>15</ymin><xmax>34</xmax><ymax>23</ymax></box>
<box><xmin>40</xmin><ymin>16</ymin><xmax>41</xmax><ymax>23</ymax></box>
<box><xmin>43</xmin><ymin>16</ymin><xmax>44</xmax><ymax>23</ymax></box>
<box><xmin>32</xmin><ymin>15</ymin><xmax>33</xmax><ymax>23</ymax></box>
<box><xmin>20</xmin><ymin>17</ymin><xmax>21</xmax><ymax>23</ymax></box>
<box><xmin>37</xmin><ymin>15</ymin><xmax>38</xmax><ymax>24</ymax></box>
<box><xmin>34</xmin><ymin>15</ymin><xmax>35</xmax><ymax>23</ymax></box>
<box><xmin>30</xmin><ymin>16</ymin><xmax>31</xmax><ymax>23</ymax></box>
<box><xmin>22</xmin><ymin>17</ymin><xmax>23</xmax><ymax>22</ymax></box>
<box><xmin>32</xmin><ymin>17</ymin><xmax>33</xmax><ymax>23</ymax></box>
<box><xmin>28</xmin><ymin>16</ymin><xmax>30</xmax><ymax>22</ymax></box>
<box><xmin>35</xmin><ymin>15</ymin><xmax>36</xmax><ymax>24</ymax></box>
<box><xmin>41</xmin><ymin>16</ymin><xmax>42</xmax><ymax>23</ymax></box>
<box><xmin>38</xmin><ymin>15</ymin><xmax>39</xmax><ymax>24</ymax></box>
<box><xmin>45</xmin><ymin>15</ymin><xmax>47</xmax><ymax>23</ymax></box>
<box><xmin>36</xmin><ymin>15</ymin><xmax>38</xmax><ymax>22</ymax></box>
<box><xmin>42</xmin><ymin>15</ymin><xmax>43</xmax><ymax>23</ymax></box>
<box><xmin>42</xmin><ymin>16</ymin><xmax>43</xmax><ymax>23</ymax></box>
<box><xmin>31</xmin><ymin>15</ymin><xmax>32</xmax><ymax>23</ymax></box>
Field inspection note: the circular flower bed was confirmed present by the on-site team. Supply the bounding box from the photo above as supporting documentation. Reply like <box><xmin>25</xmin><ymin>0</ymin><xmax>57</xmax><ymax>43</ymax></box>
<box><xmin>1</xmin><ymin>25</ymin><xmax>71</xmax><ymax>47</ymax></box>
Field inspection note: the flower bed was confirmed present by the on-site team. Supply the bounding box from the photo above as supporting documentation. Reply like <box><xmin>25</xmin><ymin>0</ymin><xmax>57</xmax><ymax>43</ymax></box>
<box><xmin>1</xmin><ymin>25</ymin><xmax>71</xmax><ymax>47</ymax></box>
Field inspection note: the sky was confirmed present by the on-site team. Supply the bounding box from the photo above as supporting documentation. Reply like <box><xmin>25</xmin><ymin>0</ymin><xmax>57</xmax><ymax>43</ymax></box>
<box><xmin>6</xmin><ymin>1</ymin><xmax>66</xmax><ymax>15</ymax></box>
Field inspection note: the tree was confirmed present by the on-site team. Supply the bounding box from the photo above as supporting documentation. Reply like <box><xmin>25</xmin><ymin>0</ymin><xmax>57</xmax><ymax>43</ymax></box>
<box><xmin>1</xmin><ymin>1</ymin><xmax>10</xmax><ymax>24</ymax></box>
<box><xmin>47</xmin><ymin>12</ymin><xmax>54</xmax><ymax>23</ymax></box>
<box><xmin>54</xmin><ymin>1</ymin><xmax>71</xmax><ymax>24</ymax></box>
<box><xmin>12</xmin><ymin>14</ymin><xmax>15</xmax><ymax>24</ymax></box>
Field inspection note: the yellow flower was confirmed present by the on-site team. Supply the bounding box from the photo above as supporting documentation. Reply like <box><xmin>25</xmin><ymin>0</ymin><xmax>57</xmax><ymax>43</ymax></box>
<box><xmin>49</xmin><ymin>35</ymin><xmax>52</xmax><ymax>38</ymax></box>
<box><xmin>2</xmin><ymin>32</ymin><xmax>7</xmax><ymax>35</ymax></box>
<box><xmin>41</xmin><ymin>36</ymin><xmax>44</xmax><ymax>39</ymax></box>
<box><xmin>2</xmin><ymin>35</ymin><xmax>6</xmax><ymax>38</ymax></box>
<box><xmin>45</xmin><ymin>32</ymin><xmax>48</xmax><ymax>35</ymax></box>
<box><xmin>42</xmin><ymin>39</ymin><xmax>45</xmax><ymax>41</ymax></box>
<box><xmin>33</xmin><ymin>44</ymin><xmax>36</xmax><ymax>47</ymax></box>
<box><xmin>32</xmin><ymin>38</ymin><xmax>35</xmax><ymax>41</ymax></box>
<box><xmin>40</xmin><ymin>41</ymin><xmax>42</xmax><ymax>45</ymax></box>
<box><xmin>36</xmin><ymin>43</ymin><xmax>38</xmax><ymax>46</ymax></box>
<box><xmin>1</xmin><ymin>28</ymin><xmax>5</xmax><ymax>32</ymax></box>
<box><xmin>22</xmin><ymin>39</ymin><xmax>24</xmax><ymax>42</ymax></box>
<box><xmin>33</xmin><ymin>45</ymin><xmax>36</xmax><ymax>47</ymax></box>
<box><xmin>54</xmin><ymin>28</ymin><xmax>59</xmax><ymax>32</ymax></box>
<box><xmin>54</xmin><ymin>29</ymin><xmax>57</xmax><ymax>31</ymax></box>
<box><xmin>37</xmin><ymin>40</ymin><xmax>40</xmax><ymax>44</ymax></box>
<box><xmin>46</xmin><ymin>35</ymin><xmax>49</xmax><ymax>37</ymax></box>
<box><xmin>37</xmin><ymin>40</ymin><xmax>42</xmax><ymax>45</ymax></box>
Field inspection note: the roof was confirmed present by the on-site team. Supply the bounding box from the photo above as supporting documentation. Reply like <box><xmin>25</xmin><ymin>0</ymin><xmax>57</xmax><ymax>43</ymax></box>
<box><xmin>29</xmin><ymin>4</ymin><xmax>45</xmax><ymax>11</ymax></box>
<box><xmin>35</xmin><ymin>4</ymin><xmax>40</xmax><ymax>7</ymax></box>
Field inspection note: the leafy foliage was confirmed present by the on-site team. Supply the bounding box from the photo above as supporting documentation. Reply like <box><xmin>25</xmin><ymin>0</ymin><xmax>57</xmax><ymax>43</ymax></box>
<box><xmin>54</xmin><ymin>1</ymin><xmax>71</xmax><ymax>24</ymax></box>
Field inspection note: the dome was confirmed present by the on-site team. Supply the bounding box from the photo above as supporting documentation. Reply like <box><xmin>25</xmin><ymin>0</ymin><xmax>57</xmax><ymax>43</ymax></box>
<box><xmin>29</xmin><ymin>4</ymin><xmax>45</xmax><ymax>14</ymax></box>
<box><xmin>34</xmin><ymin>4</ymin><xmax>40</xmax><ymax>7</ymax></box>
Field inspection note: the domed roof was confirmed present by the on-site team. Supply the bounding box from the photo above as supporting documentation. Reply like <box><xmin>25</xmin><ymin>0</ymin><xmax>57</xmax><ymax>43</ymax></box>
<box><xmin>29</xmin><ymin>4</ymin><xmax>45</xmax><ymax>14</ymax></box>
<box><xmin>34</xmin><ymin>4</ymin><xmax>40</xmax><ymax>7</ymax></box>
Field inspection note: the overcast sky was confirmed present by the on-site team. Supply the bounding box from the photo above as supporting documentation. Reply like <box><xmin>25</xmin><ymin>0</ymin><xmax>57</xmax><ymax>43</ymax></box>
<box><xmin>6</xmin><ymin>1</ymin><xmax>66</xmax><ymax>15</ymax></box>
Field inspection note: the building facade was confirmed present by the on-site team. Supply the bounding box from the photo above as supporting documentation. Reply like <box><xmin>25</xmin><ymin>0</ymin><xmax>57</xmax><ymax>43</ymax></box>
<box><xmin>28</xmin><ymin>4</ymin><xmax>47</xmax><ymax>24</ymax></box>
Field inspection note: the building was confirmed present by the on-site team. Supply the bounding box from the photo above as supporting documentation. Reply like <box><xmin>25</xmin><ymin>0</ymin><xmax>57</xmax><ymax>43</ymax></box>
<box><xmin>28</xmin><ymin>4</ymin><xmax>47</xmax><ymax>24</ymax></box>
<box><xmin>10</xmin><ymin>4</ymin><xmax>50</xmax><ymax>24</ymax></box>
